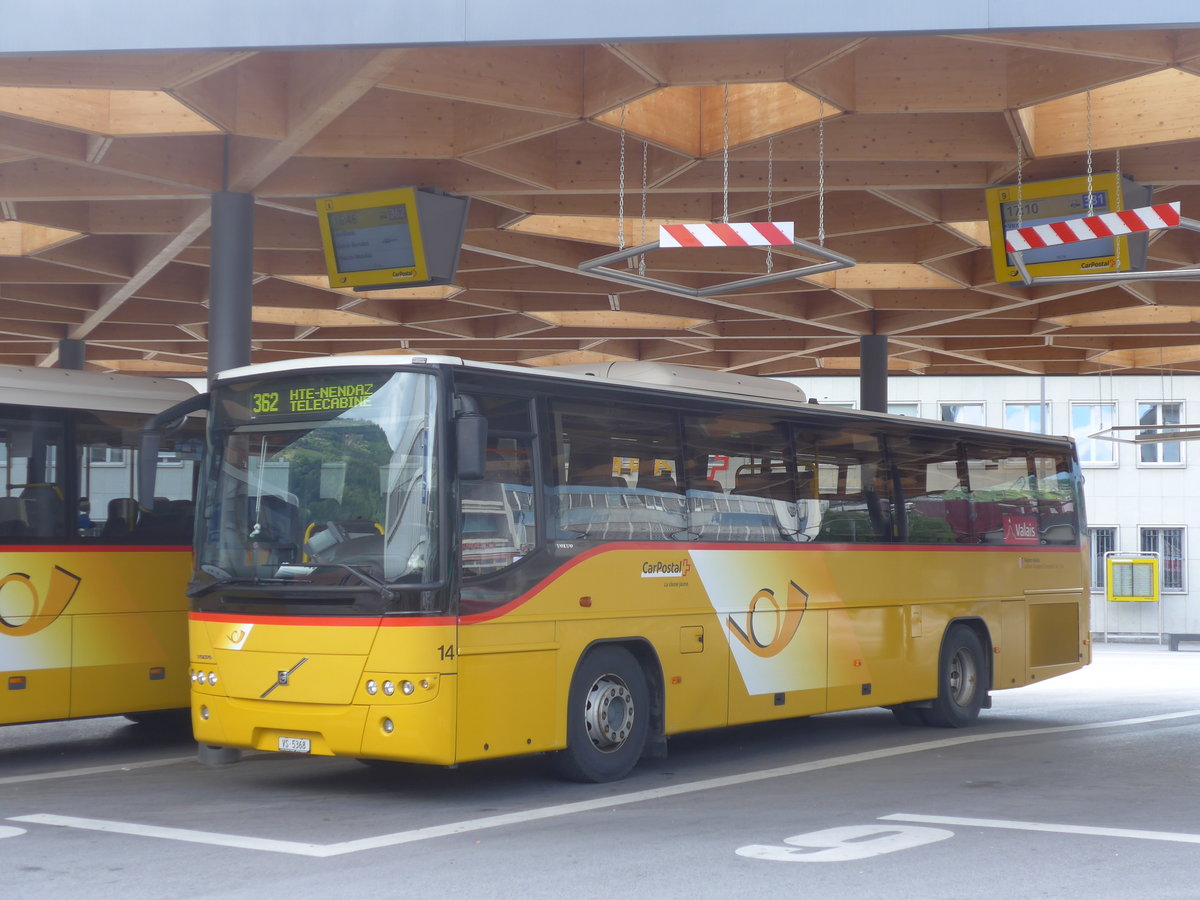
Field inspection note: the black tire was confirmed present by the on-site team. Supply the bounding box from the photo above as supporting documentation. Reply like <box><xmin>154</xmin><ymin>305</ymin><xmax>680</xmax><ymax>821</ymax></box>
<box><xmin>554</xmin><ymin>645</ymin><xmax>650</xmax><ymax>783</ymax></box>
<box><xmin>923</xmin><ymin>624</ymin><xmax>987</xmax><ymax>728</ymax></box>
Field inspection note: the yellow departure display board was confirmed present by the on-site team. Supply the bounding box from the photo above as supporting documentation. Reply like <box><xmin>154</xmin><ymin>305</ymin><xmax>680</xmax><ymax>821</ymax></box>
<box><xmin>317</xmin><ymin>188</ymin><xmax>429</xmax><ymax>288</ymax></box>
<box><xmin>317</xmin><ymin>186</ymin><xmax>469</xmax><ymax>290</ymax></box>
<box><xmin>986</xmin><ymin>173</ymin><xmax>1151</xmax><ymax>284</ymax></box>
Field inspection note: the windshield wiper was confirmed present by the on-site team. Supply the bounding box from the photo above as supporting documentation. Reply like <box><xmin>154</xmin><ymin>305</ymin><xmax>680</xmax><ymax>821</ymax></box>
<box><xmin>320</xmin><ymin>563</ymin><xmax>398</xmax><ymax>601</ymax></box>
<box><xmin>187</xmin><ymin>575</ymin><xmax>306</xmax><ymax>598</ymax></box>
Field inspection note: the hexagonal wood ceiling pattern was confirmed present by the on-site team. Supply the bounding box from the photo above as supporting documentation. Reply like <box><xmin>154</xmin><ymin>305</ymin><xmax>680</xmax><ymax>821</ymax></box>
<box><xmin>3</xmin><ymin>30</ymin><xmax>1200</xmax><ymax>377</ymax></box>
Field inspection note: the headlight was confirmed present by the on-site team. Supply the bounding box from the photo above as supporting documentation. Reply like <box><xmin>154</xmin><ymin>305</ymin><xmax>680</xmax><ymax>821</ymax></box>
<box><xmin>382</xmin><ymin>680</ymin><xmax>395</xmax><ymax>696</ymax></box>
<box><xmin>366</xmin><ymin>679</ymin><xmax>378</xmax><ymax>695</ymax></box>
<box><xmin>400</xmin><ymin>680</ymin><xmax>415</xmax><ymax>695</ymax></box>
<box><xmin>207</xmin><ymin>672</ymin><xmax>218</xmax><ymax>686</ymax></box>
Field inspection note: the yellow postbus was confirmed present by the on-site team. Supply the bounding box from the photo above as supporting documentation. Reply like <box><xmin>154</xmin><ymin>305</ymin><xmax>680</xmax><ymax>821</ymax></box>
<box><xmin>1</xmin><ymin>365</ymin><xmax>202</xmax><ymax>726</ymax></box>
<box><xmin>159</xmin><ymin>356</ymin><xmax>1088</xmax><ymax>781</ymax></box>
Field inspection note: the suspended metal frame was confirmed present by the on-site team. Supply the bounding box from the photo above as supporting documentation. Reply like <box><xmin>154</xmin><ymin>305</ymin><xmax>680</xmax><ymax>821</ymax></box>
<box><xmin>577</xmin><ymin>234</ymin><xmax>856</xmax><ymax>300</ymax></box>
<box><xmin>1007</xmin><ymin>206</ymin><xmax>1200</xmax><ymax>287</ymax></box>
<box><xmin>580</xmin><ymin>86</ymin><xmax>855</xmax><ymax>299</ymax></box>
<box><xmin>1089</xmin><ymin>424</ymin><xmax>1200</xmax><ymax>444</ymax></box>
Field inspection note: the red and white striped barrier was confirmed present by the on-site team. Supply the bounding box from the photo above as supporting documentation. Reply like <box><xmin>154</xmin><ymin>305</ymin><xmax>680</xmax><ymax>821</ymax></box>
<box><xmin>1004</xmin><ymin>202</ymin><xmax>1181</xmax><ymax>253</ymax></box>
<box><xmin>659</xmin><ymin>221</ymin><xmax>795</xmax><ymax>248</ymax></box>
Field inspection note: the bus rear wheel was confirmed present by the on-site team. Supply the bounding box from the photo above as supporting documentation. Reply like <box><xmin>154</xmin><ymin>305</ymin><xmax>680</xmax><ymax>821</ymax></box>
<box><xmin>924</xmin><ymin>624</ymin><xmax>986</xmax><ymax>728</ymax></box>
<box><xmin>555</xmin><ymin>645</ymin><xmax>649</xmax><ymax>783</ymax></box>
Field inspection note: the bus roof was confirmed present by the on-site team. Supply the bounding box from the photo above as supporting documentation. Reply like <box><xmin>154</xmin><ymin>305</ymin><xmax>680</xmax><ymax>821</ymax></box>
<box><xmin>0</xmin><ymin>365</ymin><xmax>196</xmax><ymax>414</ymax></box>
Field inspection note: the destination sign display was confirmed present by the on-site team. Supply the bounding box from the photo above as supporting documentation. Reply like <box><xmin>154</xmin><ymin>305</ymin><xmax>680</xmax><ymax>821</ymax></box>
<box><xmin>243</xmin><ymin>377</ymin><xmax>383</xmax><ymax>420</ymax></box>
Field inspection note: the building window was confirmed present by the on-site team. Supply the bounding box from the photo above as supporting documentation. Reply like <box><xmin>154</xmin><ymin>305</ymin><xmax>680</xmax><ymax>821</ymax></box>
<box><xmin>888</xmin><ymin>402</ymin><xmax>919</xmax><ymax>417</ymax></box>
<box><xmin>940</xmin><ymin>403</ymin><xmax>984</xmax><ymax>426</ymax></box>
<box><xmin>1137</xmin><ymin>401</ymin><xmax>1184</xmax><ymax>465</ymax></box>
<box><xmin>1089</xmin><ymin>526</ymin><xmax>1117</xmax><ymax>590</ymax></box>
<box><xmin>1004</xmin><ymin>402</ymin><xmax>1049</xmax><ymax>434</ymax></box>
<box><xmin>87</xmin><ymin>446</ymin><xmax>127</xmax><ymax>467</ymax></box>
<box><xmin>1070</xmin><ymin>402</ymin><xmax>1116</xmax><ymax>465</ymax></box>
<box><xmin>1140</xmin><ymin>527</ymin><xmax>1185</xmax><ymax>592</ymax></box>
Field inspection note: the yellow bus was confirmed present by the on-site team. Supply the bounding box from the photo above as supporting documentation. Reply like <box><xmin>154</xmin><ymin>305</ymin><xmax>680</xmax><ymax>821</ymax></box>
<box><xmin>160</xmin><ymin>357</ymin><xmax>1088</xmax><ymax>781</ymax></box>
<box><xmin>1</xmin><ymin>365</ymin><xmax>201</xmax><ymax>726</ymax></box>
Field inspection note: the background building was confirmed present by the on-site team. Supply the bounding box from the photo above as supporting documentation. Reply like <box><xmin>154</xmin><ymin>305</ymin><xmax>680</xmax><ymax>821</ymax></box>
<box><xmin>789</xmin><ymin>374</ymin><xmax>1198</xmax><ymax>644</ymax></box>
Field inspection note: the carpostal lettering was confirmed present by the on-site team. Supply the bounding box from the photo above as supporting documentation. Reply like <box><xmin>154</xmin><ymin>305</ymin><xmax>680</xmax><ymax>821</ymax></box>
<box><xmin>641</xmin><ymin>559</ymin><xmax>692</xmax><ymax>578</ymax></box>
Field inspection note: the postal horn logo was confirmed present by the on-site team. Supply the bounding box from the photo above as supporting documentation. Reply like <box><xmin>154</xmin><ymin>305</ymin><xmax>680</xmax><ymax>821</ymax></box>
<box><xmin>0</xmin><ymin>566</ymin><xmax>82</xmax><ymax>637</ymax></box>
<box><xmin>727</xmin><ymin>581</ymin><xmax>809</xmax><ymax>658</ymax></box>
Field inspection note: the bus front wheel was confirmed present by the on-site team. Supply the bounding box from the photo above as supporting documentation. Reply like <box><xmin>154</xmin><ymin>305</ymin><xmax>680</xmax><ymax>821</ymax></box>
<box><xmin>555</xmin><ymin>645</ymin><xmax>649</xmax><ymax>783</ymax></box>
<box><xmin>924</xmin><ymin>624</ymin><xmax>986</xmax><ymax>728</ymax></box>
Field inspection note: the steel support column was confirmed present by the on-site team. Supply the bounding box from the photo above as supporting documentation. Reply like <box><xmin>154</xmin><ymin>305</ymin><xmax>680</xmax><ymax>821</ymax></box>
<box><xmin>859</xmin><ymin>334</ymin><xmax>888</xmax><ymax>413</ymax></box>
<box><xmin>208</xmin><ymin>191</ymin><xmax>255</xmax><ymax>383</ymax></box>
<box><xmin>58</xmin><ymin>338</ymin><xmax>85</xmax><ymax>370</ymax></box>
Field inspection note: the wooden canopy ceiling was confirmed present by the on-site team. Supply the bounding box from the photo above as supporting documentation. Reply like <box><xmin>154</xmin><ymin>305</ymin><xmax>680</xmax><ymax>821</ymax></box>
<box><xmin>3</xmin><ymin>30</ymin><xmax>1200</xmax><ymax>377</ymax></box>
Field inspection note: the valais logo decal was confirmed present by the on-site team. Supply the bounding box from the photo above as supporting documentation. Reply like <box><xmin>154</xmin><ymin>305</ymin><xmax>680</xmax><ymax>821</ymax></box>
<box><xmin>641</xmin><ymin>559</ymin><xmax>692</xmax><ymax>578</ymax></box>
<box><xmin>1002</xmin><ymin>515</ymin><xmax>1039</xmax><ymax>545</ymax></box>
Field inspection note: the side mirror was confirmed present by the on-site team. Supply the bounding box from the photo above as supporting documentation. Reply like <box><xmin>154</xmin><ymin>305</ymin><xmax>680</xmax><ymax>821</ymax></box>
<box><xmin>138</xmin><ymin>392</ymin><xmax>211</xmax><ymax>510</ymax></box>
<box><xmin>456</xmin><ymin>413</ymin><xmax>488</xmax><ymax>481</ymax></box>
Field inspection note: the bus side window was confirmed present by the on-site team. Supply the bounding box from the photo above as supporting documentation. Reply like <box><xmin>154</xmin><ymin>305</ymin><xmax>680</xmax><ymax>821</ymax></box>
<box><xmin>456</xmin><ymin>393</ymin><xmax>537</xmax><ymax>576</ymax></box>
<box><xmin>551</xmin><ymin>400</ymin><xmax>683</xmax><ymax>542</ymax></box>
<box><xmin>0</xmin><ymin>413</ymin><xmax>67</xmax><ymax>540</ymax></box>
<box><xmin>685</xmin><ymin>412</ymin><xmax>798</xmax><ymax>543</ymax></box>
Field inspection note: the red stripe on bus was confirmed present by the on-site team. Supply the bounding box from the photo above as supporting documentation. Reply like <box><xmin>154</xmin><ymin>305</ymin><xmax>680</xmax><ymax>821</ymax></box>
<box><xmin>189</xmin><ymin>611</ymin><xmax>456</xmax><ymax>628</ymax></box>
<box><xmin>0</xmin><ymin>544</ymin><xmax>190</xmax><ymax>553</ymax></box>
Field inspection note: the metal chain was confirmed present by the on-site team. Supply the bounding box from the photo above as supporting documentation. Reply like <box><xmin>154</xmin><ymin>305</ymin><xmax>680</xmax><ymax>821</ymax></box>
<box><xmin>640</xmin><ymin>139</ymin><xmax>648</xmax><ymax>276</ymax></box>
<box><xmin>818</xmin><ymin>98</ymin><xmax>826</xmax><ymax>246</ymax></box>
<box><xmin>1085</xmin><ymin>90</ymin><xmax>1094</xmax><ymax>216</ymax></box>
<box><xmin>618</xmin><ymin>104</ymin><xmax>626</xmax><ymax>251</ymax></box>
<box><xmin>722</xmin><ymin>83</ymin><xmax>730</xmax><ymax>224</ymax></box>
<box><xmin>1016</xmin><ymin>133</ymin><xmax>1024</xmax><ymax>230</ymax></box>
<box><xmin>766</xmin><ymin>134</ymin><xmax>774</xmax><ymax>274</ymax></box>
<box><xmin>1114</xmin><ymin>147</ymin><xmax>1123</xmax><ymax>270</ymax></box>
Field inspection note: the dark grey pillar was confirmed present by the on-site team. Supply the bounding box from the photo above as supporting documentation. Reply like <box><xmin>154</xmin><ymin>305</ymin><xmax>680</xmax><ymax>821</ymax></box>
<box><xmin>58</xmin><ymin>338</ymin><xmax>85</xmax><ymax>370</ymax></box>
<box><xmin>859</xmin><ymin>334</ymin><xmax>888</xmax><ymax>413</ymax></box>
<box><xmin>208</xmin><ymin>191</ymin><xmax>255</xmax><ymax>384</ymax></box>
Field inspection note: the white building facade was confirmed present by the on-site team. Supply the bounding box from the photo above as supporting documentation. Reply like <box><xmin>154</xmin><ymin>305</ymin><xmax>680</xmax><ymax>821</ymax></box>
<box><xmin>788</xmin><ymin>374</ymin><xmax>1199</xmax><ymax>646</ymax></box>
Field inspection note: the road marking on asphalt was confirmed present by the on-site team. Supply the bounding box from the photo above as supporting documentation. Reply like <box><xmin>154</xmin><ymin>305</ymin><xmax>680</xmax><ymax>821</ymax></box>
<box><xmin>9</xmin><ymin>709</ymin><xmax>1200</xmax><ymax>857</ymax></box>
<box><xmin>881</xmin><ymin>813</ymin><xmax>1200</xmax><ymax>845</ymax></box>
<box><xmin>0</xmin><ymin>756</ymin><xmax>194</xmax><ymax>786</ymax></box>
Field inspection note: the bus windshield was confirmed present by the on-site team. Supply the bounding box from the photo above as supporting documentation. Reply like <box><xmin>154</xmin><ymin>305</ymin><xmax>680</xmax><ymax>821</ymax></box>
<box><xmin>196</xmin><ymin>370</ymin><xmax>439</xmax><ymax>592</ymax></box>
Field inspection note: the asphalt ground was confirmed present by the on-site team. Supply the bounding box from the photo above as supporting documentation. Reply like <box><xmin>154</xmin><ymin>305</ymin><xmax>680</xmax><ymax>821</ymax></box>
<box><xmin>2</xmin><ymin>642</ymin><xmax>1198</xmax><ymax>899</ymax></box>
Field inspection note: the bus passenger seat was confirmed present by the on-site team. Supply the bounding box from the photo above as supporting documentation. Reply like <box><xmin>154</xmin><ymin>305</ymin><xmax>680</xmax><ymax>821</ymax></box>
<box><xmin>101</xmin><ymin>497</ymin><xmax>138</xmax><ymax>539</ymax></box>
<box><xmin>637</xmin><ymin>474</ymin><xmax>679</xmax><ymax>493</ymax></box>
<box><xmin>0</xmin><ymin>497</ymin><xmax>27</xmax><ymax>536</ymax></box>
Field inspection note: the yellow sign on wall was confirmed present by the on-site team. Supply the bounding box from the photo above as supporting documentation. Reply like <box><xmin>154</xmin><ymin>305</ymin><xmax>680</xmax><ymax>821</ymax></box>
<box><xmin>985</xmin><ymin>173</ymin><xmax>1151</xmax><ymax>283</ymax></box>
<box><xmin>1106</xmin><ymin>555</ymin><xmax>1160</xmax><ymax>603</ymax></box>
